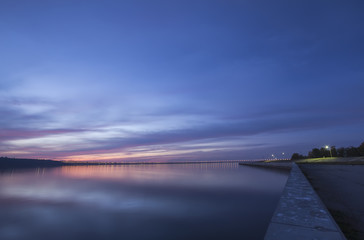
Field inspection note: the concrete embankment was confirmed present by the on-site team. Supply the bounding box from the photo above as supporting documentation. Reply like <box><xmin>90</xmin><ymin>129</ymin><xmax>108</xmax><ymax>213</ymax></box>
<box><xmin>239</xmin><ymin>161</ymin><xmax>292</xmax><ymax>170</ymax></box>
<box><xmin>264</xmin><ymin>163</ymin><xmax>346</xmax><ymax>239</ymax></box>
<box><xmin>240</xmin><ymin>161</ymin><xmax>346</xmax><ymax>239</ymax></box>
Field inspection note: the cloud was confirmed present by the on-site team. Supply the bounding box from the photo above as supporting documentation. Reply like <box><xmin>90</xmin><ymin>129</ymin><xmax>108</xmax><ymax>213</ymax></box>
<box><xmin>0</xmin><ymin>129</ymin><xmax>88</xmax><ymax>141</ymax></box>
<box><xmin>1</xmin><ymin>1</ymin><xmax>364</xmax><ymax>161</ymax></box>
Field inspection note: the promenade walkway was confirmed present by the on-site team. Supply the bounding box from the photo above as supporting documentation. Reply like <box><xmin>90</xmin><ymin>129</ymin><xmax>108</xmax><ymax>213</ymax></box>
<box><xmin>300</xmin><ymin>164</ymin><xmax>364</xmax><ymax>240</ymax></box>
<box><xmin>264</xmin><ymin>164</ymin><xmax>346</xmax><ymax>239</ymax></box>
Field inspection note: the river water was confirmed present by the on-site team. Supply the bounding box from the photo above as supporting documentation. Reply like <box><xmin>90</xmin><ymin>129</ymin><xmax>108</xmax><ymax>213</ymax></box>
<box><xmin>0</xmin><ymin>162</ymin><xmax>288</xmax><ymax>240</ymax></box>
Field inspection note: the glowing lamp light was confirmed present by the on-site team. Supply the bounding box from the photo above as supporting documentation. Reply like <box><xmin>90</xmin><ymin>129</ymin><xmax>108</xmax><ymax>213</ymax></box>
<box><xmin>325</xmin><ymin>145</ymin><xmax>333</xmax><ymax>158</ymax></box>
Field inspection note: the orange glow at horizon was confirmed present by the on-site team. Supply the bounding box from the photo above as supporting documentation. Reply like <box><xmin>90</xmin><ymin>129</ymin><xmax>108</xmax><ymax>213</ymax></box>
<box><xmin>57</xmin><ymin>147</ymin><xmax>221</xmax><ymax>162</ymax></box>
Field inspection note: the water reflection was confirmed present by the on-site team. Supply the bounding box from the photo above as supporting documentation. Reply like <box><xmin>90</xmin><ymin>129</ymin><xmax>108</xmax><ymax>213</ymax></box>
<box><xmin>0</xmin><ymin>163</ymin><xmax>288</xmax><ymax>240</ymax></box>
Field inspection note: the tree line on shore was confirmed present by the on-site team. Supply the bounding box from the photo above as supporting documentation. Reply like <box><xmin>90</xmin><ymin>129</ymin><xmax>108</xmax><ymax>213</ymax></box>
<box><xmin>291</xmin><ymin>141</ymin><xmax>364</xmax><ymax>160</ymax></box>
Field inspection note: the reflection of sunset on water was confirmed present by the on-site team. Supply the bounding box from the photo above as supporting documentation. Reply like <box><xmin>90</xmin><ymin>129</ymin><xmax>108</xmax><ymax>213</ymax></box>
<box><xmin>52</xmin><ymin>163</ymin><xmax>284</xmax><ymax>192</ymax></box>
<box><xmin>0</xmin><ymin>163</ymin><xmax>288</xmax><ymax>240</ymax></box>
<box><xmin>58</xmin><ymin>162</ymin><xmax>240</xmax><ymax>180</ymax></box>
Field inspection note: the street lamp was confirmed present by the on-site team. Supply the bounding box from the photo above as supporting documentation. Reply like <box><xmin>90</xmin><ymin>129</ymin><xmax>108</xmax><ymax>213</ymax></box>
<box><xmin>325</xmin><ymin>145</ymin><xmax>333</xmax><ymax>158</ymax></box>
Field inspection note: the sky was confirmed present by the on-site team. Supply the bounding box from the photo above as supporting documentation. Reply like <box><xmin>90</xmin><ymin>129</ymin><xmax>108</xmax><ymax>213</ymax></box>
<box><xmin>1</xmin><ymin>0</ymin><xmax>364</xmax><ymax>162</ymax></box>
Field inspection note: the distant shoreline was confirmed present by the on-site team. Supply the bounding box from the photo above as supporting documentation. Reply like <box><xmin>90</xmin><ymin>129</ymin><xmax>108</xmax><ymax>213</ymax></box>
<box><xmin>0</xmin><ymin>157</ymin><xmax>64</xmax><ymax>169</ymax></box>
<box><xmin>0</xmin><ymin>157</ymin><xmax>241</xmax><ymax>169</ymax></box>
<box><xmin>2</xmin><ymin>156</ymin><xmax>364</xmax><ymax>170</ymax></box>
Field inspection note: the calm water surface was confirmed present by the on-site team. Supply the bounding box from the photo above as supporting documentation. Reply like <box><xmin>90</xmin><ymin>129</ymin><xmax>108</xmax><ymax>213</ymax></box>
<box><xmin>0</xmin><ymin>163</ymin><xmax>288</xmax><ymax>240</ymax></box>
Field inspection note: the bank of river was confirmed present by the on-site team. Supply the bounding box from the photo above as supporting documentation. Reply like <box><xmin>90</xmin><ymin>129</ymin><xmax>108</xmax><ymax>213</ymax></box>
<box><xmin>241</xmin><ymin>158</ymin><xmax>364</xmax><ymax>239</ymax></box>
<box><xmin>300</xmin><ymin>164</ymin><xmax>364</xmax><ymax>240</ymax></box>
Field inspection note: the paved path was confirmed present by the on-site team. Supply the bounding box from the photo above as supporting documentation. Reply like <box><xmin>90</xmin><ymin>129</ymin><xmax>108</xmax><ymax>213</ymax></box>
<box><xmin>300</xmin><ymin>164</ymin><xmax>364</xmax><ymax>240</ymax></box>
<box><xmin>264</xmin><ymin>164</ymin><xmax>346</xmax><ymax>240</ymax></box>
